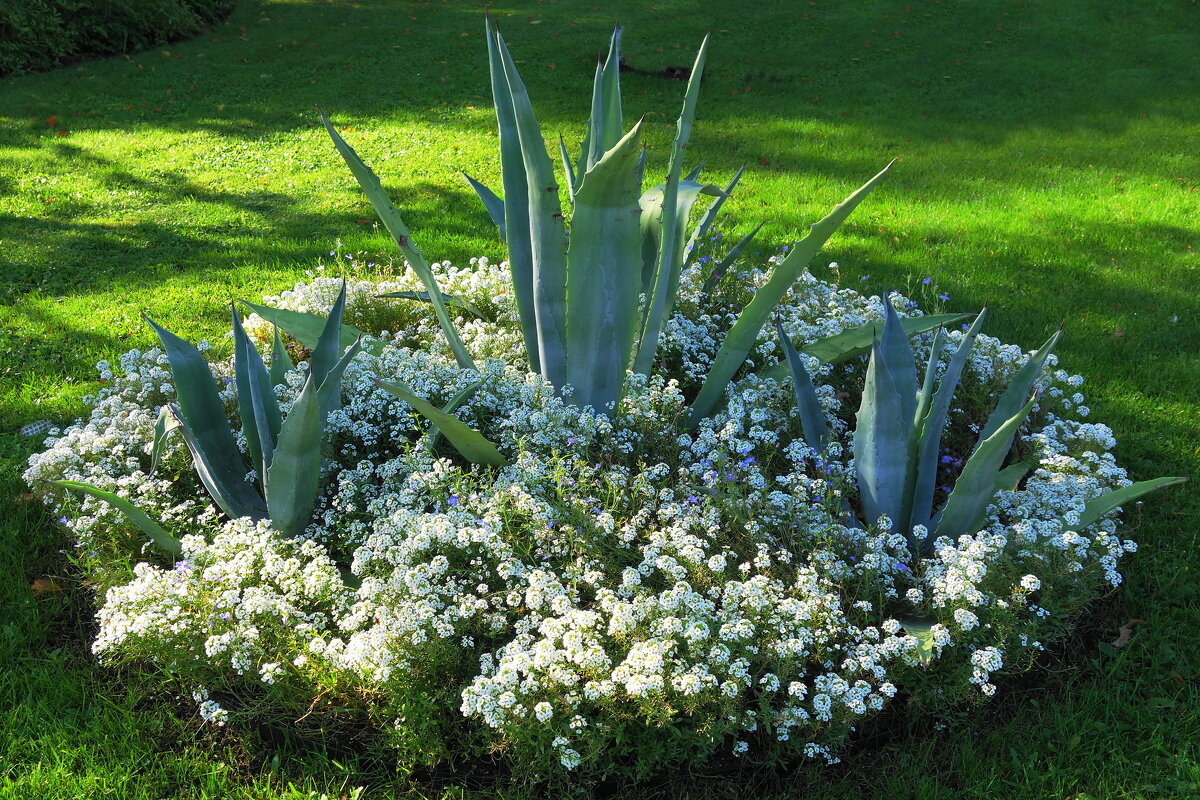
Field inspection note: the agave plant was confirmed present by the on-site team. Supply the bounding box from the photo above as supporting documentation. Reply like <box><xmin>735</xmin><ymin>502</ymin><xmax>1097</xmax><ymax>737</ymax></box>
<box><xmin>319</xmin><ymin>22</ymin><xmax>895</xmax><ymax>425</ymax></box>
<box><xmin>50</xmin><ymin>284</ymin><xmax>362</xmax><ymax>553</ymax></box>
<box><xmin>777</xmin><ymin>294</ymin><xmax>1186</xmax><ymax>560</ymax></box>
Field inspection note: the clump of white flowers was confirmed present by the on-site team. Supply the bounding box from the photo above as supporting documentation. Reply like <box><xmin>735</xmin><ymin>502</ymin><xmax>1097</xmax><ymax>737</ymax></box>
<box><xmin>26</xmin><ymin>253</ymin><xmax>1141</xmax><ymax>783</ymax></box>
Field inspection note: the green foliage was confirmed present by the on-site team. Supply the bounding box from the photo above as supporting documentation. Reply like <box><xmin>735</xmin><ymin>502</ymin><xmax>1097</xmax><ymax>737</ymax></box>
<box><xmin>0</xmin><ymin>0</ymin><xmax>235</xmax><ymax>76</ymax></box>
<box><xmin>328</xmin><ymin>24</ymin><xmax>889</xmax><ymax>419</ymax></box>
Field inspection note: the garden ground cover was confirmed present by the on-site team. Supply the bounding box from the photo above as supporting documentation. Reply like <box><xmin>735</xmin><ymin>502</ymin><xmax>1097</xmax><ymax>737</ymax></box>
<box><xmin>1</xmin><ymin>0</ymin><xmax>1198</xmax><ymax>797</ymax></box>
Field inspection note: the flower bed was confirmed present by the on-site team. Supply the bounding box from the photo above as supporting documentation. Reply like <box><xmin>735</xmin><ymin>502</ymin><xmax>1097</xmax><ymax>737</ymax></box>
<box><xmin>27</xmin><ymin>254</ymin><xmax>1144</xmax><ymax>781</ymax></box>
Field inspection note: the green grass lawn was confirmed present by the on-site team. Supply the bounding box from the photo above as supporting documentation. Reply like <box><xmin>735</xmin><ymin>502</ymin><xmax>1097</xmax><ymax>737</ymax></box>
<box><xmin>2</xmin><ymin>0</ymin><xmax>1198</xmax><ymax>796</ymax></box>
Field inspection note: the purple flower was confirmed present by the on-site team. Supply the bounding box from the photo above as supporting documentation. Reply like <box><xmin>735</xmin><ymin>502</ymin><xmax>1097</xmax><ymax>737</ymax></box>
<box><xmin>939</xmin><ymin>293</ymin><xmax>951</xmax><ymax>301</ymax></box>
<box><xmin>922</xmin><ymin>277</ymin><xmax>932</xmax><ymax>285</ymax></box>
<box><xmin>895</xmin><ymin>563</ymin><xmax>910</xmax><ymax>572</ymax></box>
<box><xmin>448</xmin><ymin>495</ymin><xmax>460</xmax><ymax>507</ymax></box>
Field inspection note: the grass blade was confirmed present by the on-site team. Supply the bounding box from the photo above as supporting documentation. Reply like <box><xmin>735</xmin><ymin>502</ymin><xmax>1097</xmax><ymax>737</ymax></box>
<box><xmin>46</xmin><ymin>480</ymin><xmax>181</xmax><ymax>557</ymax></box>
<box><xmin>688</xmin><ymin>161</ymin><xmax>895</xmax><ymax>425</ymax></box>
<box><xmin>320</xmin><ymin>109</ymin><xmax>476</xmax><ymax>371</ymax></box>
<box><xmin>376</xmin><ymin>379</ymin><xmax>507</xmax><ymax>467</ymax></box>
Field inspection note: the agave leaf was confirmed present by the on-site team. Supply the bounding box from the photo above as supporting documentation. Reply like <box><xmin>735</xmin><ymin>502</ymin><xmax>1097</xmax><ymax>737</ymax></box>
<box><xmin>232</xmin><ymin>306</ymin><xmax>283</xmax><ymax>482</ymax></box>
<box><xmin>632</xmin><ymin>34</ymin><xmax>711</xmax><ymax>377</ymax></box>
<box><xmin>264</xmin><ymin>372</ymin><xmax>323</xmax><ymax>539</ymax></box>
<box><xmin>462</xmin><ymin>171</ymin><xmax>506</xmax><ymax>237</ymax></box>
<box><xmin>240</xmin><ymin>300</ymin><xmax>366</xmax><ymax>354</ymax></box>
<box><xmin>558</xmin><ymin>135</ymin><xmax>577</xmax><ymax>202</ymax></box>
<box><xmin>486</xmin><ymin>17</ymin><xmax>539</xmax><ymax>372</ymax></box>
<box><xmin>976</xmin><ymin>327</ymin><xmax>1062</xmax><ymax>447</ymax></box>
<box><xmin>145</xmin><ymin>316</ymin><xmax>266</xmax><ymax>521</ymax></box>
<box><xmin>315</xmin><ymin>336</ymin><xmax>363</xmax><ymax>424</ymax></box>
<box><xmin>428</xmin><ymin>382</ymin><xmax>483</xmax><ymax>453</ymax></box>
<box><xmin>683</xmin><ymin>164</ymin><xmax>746</xmax><ymax>271</ymax></box>
<box><xmin>776</xmin><ymin>321</ymin><xmax>828</xmax><ymax>453</ymax></box>
<box><xmin>377</xmin><ymin>290</ymin><xmax>489</xmax><ymax>321</ymax></box>
<box><xmin>757</xmin><ymin>314</ymin><xmax>972</xmax><ymax>382</ymax></box>
<box><xmin>701</xmin><ymin>221</ymin><xmax>764</xmax><ymax>292</ymax></box>
<box><xmin>688</xmin><ymin>161</ymin><xmax>895</xmax><ymax>426</ymax></box>
<box><xmin>263</xmin><ymin>334</ymin><xmax>362</xmax><ymax>538</ymax></box>
<box><xmin>964</xmin><ymin>461</ymin><xmax>1033</xmax><ymax>540</ymax></box>
<box><xmin>932</xmin><ymin>393</ymin><xmax>1038</xmax><ymax>546</ymax></box>
<box><xmin>493</xmin><ymin>27</ymin><xmax>570</xmax><ymax>389</ymax></box>
<box><xmin>46</xmin><ymin>479</ymin><xmax>182</xmax><ymax>557</ymax></box>
<box><xmin>638</xmin><ymin>179</ymin><xmax>720</xmax><ymax>357</ymax></box>
<box><xmin>149</xmin><ymin>404</ymin><xmax>180</xmax><ymax>475</ymax></box>
<box><xmin>376</xmin><ymin>379</ymin><xmax>507</xmax><ymax>467</ymax></box>
<box><xmin>913</xmin><ymin>327</ymin><xmax>945</xmax><ymax>433</ymax></box>
<box><xmin>564</xmin><ymin>120</ymin><xmax>646</xmax><ymax>414</ymax></box>
<box><xmin>319</xmin><ymin>109</ymin><xmax>476</xmax><ymax>372</ymax></box>
<box><xmin>684</xmin><ymin>160</ymin><xmax>706</xmax><ymax>182</ymax></box>
<box><xmin>899</xmin><ymin>617</ymin><xmax>938</xmax><ymax>666</ymax></box>
<box><xmin>910</xmin><ymin>309</ymin><xmax>988</xmax><ymax>531</ymax></box>
<box><xmin>269</xmin><ymin>326</ymin><xmax>291</xmax><ymax>389</ymax></box>
<box><xmin>167</xmin><ymin>404</ymin><xmax>267</xmax><ymax>521</ymax></box>
<box><xmin>1075</xmin><ymin>477</ymin><xmax>1187</xmax><ymax>530</ymax></box>
<box><xmin>879</xmin><ymin>293</ymin><xmax>918</xmax><ymax>428</ymax></box>
<box><xmin>854</xmin><ymin>336</ymin><xmax>912</xmax><ymax>533</ymax></box>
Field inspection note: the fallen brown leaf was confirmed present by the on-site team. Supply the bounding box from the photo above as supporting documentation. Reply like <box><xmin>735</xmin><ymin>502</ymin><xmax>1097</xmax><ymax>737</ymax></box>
<box><xmin>1110</xmin><ymin>618</ymin><xmax>1146</xmax><ymax>648</ymax></box>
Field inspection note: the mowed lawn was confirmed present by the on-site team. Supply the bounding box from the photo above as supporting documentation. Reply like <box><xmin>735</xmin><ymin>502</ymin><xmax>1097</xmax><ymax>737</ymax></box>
<box><xmin>1</xmin><ymin>0</ymin><xmax>1197</xmax><ymax>797</ymax></box>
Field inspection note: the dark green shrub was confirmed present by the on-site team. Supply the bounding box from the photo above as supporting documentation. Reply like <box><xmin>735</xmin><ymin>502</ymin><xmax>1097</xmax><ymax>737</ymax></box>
<box><xmin>0</xmin><ymin>0</ymin><xmax>236</xmax><ymax>77</ymax></box>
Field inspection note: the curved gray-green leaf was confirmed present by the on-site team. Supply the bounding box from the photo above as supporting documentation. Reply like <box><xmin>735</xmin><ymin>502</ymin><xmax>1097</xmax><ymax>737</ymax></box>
<box><xmin>1075</xmin><ymin>476</ymin><xmax>1187</xmax><ymax>531</ymax></box>
<box><xmin>688</xmin><ymin>160</ymin><xmax>895</xmax><ymax>426</ymax></box>
<box><xmin>376</xmin><ymin>379</ymin><xmax>507</xmax><ymax>467</ymax></box>
<box><xmin>48</xmin><ymin>479</ymin><xmax>182</xmax><ymax>558</ymax></box>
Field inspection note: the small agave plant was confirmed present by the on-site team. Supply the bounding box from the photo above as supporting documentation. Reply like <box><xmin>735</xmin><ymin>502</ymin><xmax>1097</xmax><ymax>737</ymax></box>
<box><xmin>49</xmin><ymin>286</ymin><xmax>362</xmax><ymax>555</ymax></box>
<box><xmin>777</xmin><ymin>294</ymin><xmax>1184</xmax><ymax>560</ymax></box>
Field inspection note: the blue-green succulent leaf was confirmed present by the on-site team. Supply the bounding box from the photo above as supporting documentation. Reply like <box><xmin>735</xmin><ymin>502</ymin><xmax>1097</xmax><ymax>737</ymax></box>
<box><xmin>1076</xmin><ymin>477</ymin><xmax>1187</xmax><ymax>531</ymax></box>
<box><xmin>145</xmin><ymin>316</ymin><xmax>266</xmax><ymax>521</ymax></box>
<box><xmin>976</xmin><ymin>327</ymin><xmax>1061</xmax><ymax>447</ymax></box>
<box><xmin>564</xmin><ymin>119</ymin><xmax>646</xmax><ymax>414</ymax></box>
<box><xmin>149</xmin><ymin>404</ymin><xmax>180</xmax><ymax>476</ymax></box>
<box><xmin>933</xmin><ymin>394</ymin><xmax>1038</xmax><ymax>544</ymax></box>
<box><xmin>683</xmin><ymin>164</ymin><xmax>745</xmax><ymax>270</ymax></box>
<box><xmin>376</xmin><ymin>379</ymin><xmax>507</xmax><ymax>467</ymax></box>
<box><xmin>320</xmin><ymin>109</ymin><xmax>475</xmax><ymax>371</ymax></box>
<box><xmin>911</xmin><ymin>309</ymin><xmax>988</xmax><ymax>531</ymax></box>
<box><xmin>47</xmin><ymin>479</ymin><xmax>182</xmax><ymax>557</ymax></box>
<box><xmin>854</xmin><ymin>335</ymin><xmax>911</xmax><ymax>533</ymax></box>
<box><xmin>463</xmin><ymin>171</ymin><xmax>506</xmax><ymax>238</ymax></box>
<box><xmin>689</xmin><ymin>160</ymin><xmax>895</xmax><ymax>426</ymax></box>
<box><xmin>265</xmin><ymin>371</ymin><xmax>323</xmax><ymax>539</ymax></box>
<box><xmin>269</xmin><ymin>326</ymin><xmax>291</xmax><ymax>389</ymax></box>
<box><xmin>233</xmin><ymin>306</ymin><xmax>283</xmax><ymax>481</ymax></box>
<box><xmin>702</xmin><ymin>221</ymin><xmax>764</xmax><ymax>292</ymax></box>
<box><xmin>776</xmin><ymin>321</ymin><xmax>828</xmax><ymax>453</ymax></box>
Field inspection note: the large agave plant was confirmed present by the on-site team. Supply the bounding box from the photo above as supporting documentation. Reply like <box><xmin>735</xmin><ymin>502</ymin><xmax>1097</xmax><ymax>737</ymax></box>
<box><xmin>320</xmin><ymin>22</ymin><xmax>894</xmax><ymax>423</ymax></box>
<box><xmin>777</xmin><ymin>294</ymin><xmax>1185</xmax><ymax>561</ymax></box>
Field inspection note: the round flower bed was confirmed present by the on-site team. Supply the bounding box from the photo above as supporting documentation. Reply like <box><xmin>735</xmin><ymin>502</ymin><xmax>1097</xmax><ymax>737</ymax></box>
<box><xmin>27</xmin><ymin>254</ymin><xmax>1139</xmax><ymax>782</ymax></box>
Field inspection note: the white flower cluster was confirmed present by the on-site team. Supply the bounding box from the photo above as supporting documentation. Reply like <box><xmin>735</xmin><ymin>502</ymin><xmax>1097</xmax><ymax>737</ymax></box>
<box><xmin>25</xmin><ymin>254</ymin><xmax>1143</xmax><ymax>780</ymax></box>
